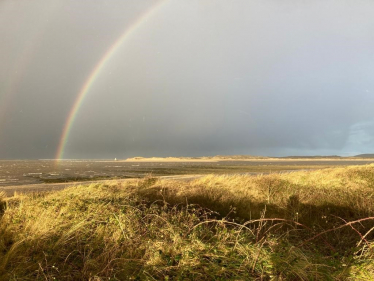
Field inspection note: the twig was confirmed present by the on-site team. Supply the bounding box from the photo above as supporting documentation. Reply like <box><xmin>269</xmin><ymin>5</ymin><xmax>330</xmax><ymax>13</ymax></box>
<box><xmin>242</xmin><ymin>218</ymin><xmax>335</xmax><ymax>251</ymax></box>
<box><xmin>252</xmin><ymin>238</ymin><xmax>266</xmax><ymax>272</ymax></box>
<box><xmin>358</xmin><ymin>225</ymin><xmax>374</xmax><ymax>247</ymax></box>
<box><xmin>301</xmin><ymin>217</ymin><xmax>374</xmax><ymax>246</ymax></box>
<box><xmin>331</xmin><ymin>215</ymin><xmax>369</xmax><ymax>247</ymax></box>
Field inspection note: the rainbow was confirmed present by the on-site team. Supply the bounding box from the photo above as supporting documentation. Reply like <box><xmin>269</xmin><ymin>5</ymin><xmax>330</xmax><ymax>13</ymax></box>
<box><xmin>55</xmin><ymin>0</ymin><xmax>167</xmax><ymax>161</ymax></box>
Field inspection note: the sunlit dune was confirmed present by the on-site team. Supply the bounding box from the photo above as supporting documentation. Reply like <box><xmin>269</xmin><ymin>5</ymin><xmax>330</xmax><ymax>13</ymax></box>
<box><xmin>2</xmin><ymin>165</ymin><xmax>374</xmax><ymax>279</ymax></box>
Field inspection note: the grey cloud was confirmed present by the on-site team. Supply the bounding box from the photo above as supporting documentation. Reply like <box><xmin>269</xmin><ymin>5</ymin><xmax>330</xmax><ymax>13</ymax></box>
<box><xmin>1</xmin><ymin>0</ymin><xmax>374</xmax><ymax>159</ymax></box>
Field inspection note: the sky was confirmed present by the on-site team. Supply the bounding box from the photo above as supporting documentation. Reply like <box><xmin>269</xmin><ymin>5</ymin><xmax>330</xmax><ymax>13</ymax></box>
<box><xmin>1</xmin><ymin>0</ymin><xmax>374</xmax><ymax>159</ymax></box>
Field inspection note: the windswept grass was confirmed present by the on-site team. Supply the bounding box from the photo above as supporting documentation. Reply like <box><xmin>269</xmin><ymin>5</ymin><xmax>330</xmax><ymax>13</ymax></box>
<box><xmin>1</xmin><ymin>165</ymin><xmax>374</xmax><ymax>280</ymax></box>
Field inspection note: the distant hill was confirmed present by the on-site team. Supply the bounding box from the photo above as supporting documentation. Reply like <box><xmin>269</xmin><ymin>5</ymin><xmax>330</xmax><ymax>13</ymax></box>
<box><xmin>279</xmin><ymin>155</ymin><xmax>342</xmax><ymax>159</ymax></box>
<box><xmin>125</xmin><ymin>154</ymin><xmax>374</xmax><ymax>161</ymax></box>
<box><xmin>125</xmin><ymin>155</ymin><xmax>271</xmax><ymax>161</ymax></box>
<box><xmin>209</xmin><ymin>155</ymin><xmax>270</xmax><ymax>160</ymax></box>
<box><xmin>354</xmin><ymin>154</ymin><xmax>374</xmax><ymax>158</ymax></box>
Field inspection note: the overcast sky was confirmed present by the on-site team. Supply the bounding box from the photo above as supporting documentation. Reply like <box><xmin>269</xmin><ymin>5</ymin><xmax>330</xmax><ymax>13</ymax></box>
<box><xmin>1</xmin><ymin>0</ymin><xmax>374</xmax><ymax>159</ymax></box>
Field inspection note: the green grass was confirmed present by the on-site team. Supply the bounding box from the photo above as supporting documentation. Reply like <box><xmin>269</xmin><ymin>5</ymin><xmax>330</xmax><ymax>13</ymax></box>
<box><xmin>1</xmin><ymin>165</ymin><xmax>374</xmax><ymax>280</ymax></box>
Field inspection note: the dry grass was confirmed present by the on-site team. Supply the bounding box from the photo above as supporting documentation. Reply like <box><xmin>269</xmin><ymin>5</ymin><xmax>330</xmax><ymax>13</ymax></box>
<box><xmin>1</xmin><ymin>165</ymin><xmax>374</xmax><ymax>280</ymax></box>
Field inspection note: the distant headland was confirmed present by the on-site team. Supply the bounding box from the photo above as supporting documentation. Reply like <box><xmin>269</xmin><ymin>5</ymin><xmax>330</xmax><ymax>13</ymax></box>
<box><xmin>124</xmin><ymin>154</ymin><xmax>374</xmax><ymax>162</ymax></box>
<box><xmin>125</xmin><ymin>155</ymin><xmax>268</xmax><ymax>162</ymax></box>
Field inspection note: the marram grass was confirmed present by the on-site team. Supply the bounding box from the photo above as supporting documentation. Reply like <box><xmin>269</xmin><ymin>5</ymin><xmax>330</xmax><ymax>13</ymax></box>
<box><xmin>1</xmin><ymin>165</ymin><xmax>374</xmax><ymax>280</ymax></box>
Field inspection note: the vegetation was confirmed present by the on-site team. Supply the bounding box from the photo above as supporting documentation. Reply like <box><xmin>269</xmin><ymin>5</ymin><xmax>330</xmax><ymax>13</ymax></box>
<box><xmin>1</xmin><ymin>165</ymin><xmax>374</xmax><ymax>280</ymax></box>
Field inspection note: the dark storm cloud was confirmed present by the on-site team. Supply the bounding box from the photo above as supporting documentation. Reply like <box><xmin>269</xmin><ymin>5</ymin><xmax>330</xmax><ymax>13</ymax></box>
<box><xmin>1</xmin><ymin>0</ymin><xmax>374</xmax><ymax>159</ymax></box>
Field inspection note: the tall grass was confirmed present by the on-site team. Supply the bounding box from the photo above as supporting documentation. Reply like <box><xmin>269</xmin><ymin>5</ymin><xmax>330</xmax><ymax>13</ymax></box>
<box><xmin>1</xmin><ymin>165</ymin><xmax>374</xmax><ymax>280</ymax></box>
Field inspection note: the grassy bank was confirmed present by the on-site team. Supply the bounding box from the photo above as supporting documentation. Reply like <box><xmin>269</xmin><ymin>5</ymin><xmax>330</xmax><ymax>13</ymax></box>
<box><xmin>1</xmin><ymin>165</ymin><xmax>374</xmax><ymax>280</ymax></box>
